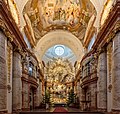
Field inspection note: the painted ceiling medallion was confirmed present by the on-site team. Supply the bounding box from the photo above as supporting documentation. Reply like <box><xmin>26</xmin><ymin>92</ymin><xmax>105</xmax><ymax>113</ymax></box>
<box><xmin>8</xmin><ymin>0</ymin><xmax>19</xmax><ymax>25</ymax></box>
<box><xmin>100</xmin><ymin>0</ymin><xmax>114</xmax><ymax>26</ymax></box>
<box><xmin>40</xmin><ymin>0</ymin><xmax>81</xmax><ymax>28</ymax></box>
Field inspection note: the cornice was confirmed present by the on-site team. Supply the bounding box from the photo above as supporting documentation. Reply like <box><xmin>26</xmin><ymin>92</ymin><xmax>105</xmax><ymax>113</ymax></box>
<box><xmin>81</xmin><ymin>76</ymin><xmax>98</xmax><ymax>88</ymax></box>
<box><xmin>0</xmin><ymin>17</ymin><xmax>13</xmax><ymax>42</ymax></box>
<box><xmin>0</xmin><ymin>0</ymin><xmax>27</xmax><ymax>48</ymax></box>
<box><xmin>21</xmin><ymin>76</ymin><xmax>38</xmax><ymax>88</ymax></box>
<box><xmin>92</xmin><ymin>0</ymin><xmax>120</xmax><ymax>50</ymax></box>
<box><xmin>80</xmin><ymin>49</ymin><xmax>95</xmax><ymax>65</ymax></box>
<box><xmin>25</xmin><ymin>48</ymin><xmax>39</xmax><ymax>63</ymax></box>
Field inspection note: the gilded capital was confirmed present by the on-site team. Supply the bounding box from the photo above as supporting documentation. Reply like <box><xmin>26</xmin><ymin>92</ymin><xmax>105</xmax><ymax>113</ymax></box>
<box><xmin>0</xmin><ymin>17</ymin><xmax>13</xmax><ymax>42</ymax></box>
<box><xmin>107</xmin><ymin>21</ymin><xmax>120</xmax><ymax>43</ymax></box>
<box><xmin>97</xmin><ymin>47</ymin><xmax>106</xmax><ymax>55</ymax></box>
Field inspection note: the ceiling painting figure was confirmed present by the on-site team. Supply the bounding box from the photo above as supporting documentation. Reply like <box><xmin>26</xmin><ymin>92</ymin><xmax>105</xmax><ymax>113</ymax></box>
<box><xmin>23</xmin><ymin>0</ymin><xmax>96</xmax><ymax>43</ymax></box>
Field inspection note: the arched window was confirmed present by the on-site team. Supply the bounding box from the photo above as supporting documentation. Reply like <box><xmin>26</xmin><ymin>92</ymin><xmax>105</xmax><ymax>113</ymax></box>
<box><xmin>55</xmin><ymin>45</ymin><xmax>64</xmax><ymax>56</ymax></box>
<box><xmin>29</xmin><ymin>62</ymin><xmax>34</xmax><ymax>76</ymax></box>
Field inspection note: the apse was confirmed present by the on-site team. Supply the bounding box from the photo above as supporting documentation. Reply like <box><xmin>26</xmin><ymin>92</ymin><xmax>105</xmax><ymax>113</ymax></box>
<box><xmin>42</xmin><ymin>45</ymin><xmax>76</xmax><ymax>104</ymax></box>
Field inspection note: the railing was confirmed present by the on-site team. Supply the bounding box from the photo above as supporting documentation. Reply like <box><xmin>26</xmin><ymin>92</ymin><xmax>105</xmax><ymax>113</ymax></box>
<box><xmin>81</xmin><ymin>72</ymin><xmax>97</xmax><ymax>88</ymax></box>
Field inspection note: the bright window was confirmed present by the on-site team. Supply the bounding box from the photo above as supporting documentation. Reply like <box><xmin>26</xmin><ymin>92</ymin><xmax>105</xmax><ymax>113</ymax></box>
<box><xmin>55</xmin><ymin>46</ymin><xmax>64</xmax><ymax>56</ymax></box>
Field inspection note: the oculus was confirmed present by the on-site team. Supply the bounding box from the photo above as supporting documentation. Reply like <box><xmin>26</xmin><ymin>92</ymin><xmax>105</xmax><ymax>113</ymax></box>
<box><xmin>55</xmin><ymin>45</ymin><xmax>65</xmax><ymax>56</ymax></box>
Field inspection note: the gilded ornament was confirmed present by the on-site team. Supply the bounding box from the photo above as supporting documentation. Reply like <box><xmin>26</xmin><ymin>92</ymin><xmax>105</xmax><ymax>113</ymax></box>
<box><xmin>107</xmin><ymin>21</ymin><xmax>120</xmax><ymax>43</ymax></box>
<box><xmin>0</xmin><ymin>17</ymin><xmax>14</xmax><ymax>42</ymax></box>
<box><xmin>100</xmin><ymin>0</ymin><xmax>114</xmax><ymax>26</ymax></box>
<box><xmin>8</xmin><ymin>0</ymin><xmax>20</xmax><ymax>25</ymax></box>
<box><xmin>7</xmin><ymin>46</ymin><xmax>12</xmax><ymax>83</ymax></box>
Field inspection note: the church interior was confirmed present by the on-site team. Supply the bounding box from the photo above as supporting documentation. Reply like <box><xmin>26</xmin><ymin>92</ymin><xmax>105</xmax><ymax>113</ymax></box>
<box><xmin>0</xmin><ymin>0</ymin><xmax>120</xmax><ymax>113</ymax></box>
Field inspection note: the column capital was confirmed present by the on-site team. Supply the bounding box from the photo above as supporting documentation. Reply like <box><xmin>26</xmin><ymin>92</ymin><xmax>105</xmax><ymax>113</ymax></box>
<box><xmin>13</xmin><ymin>47</ymin><xmax>25</xmax><ymax>57</ymax></box>
<box><xmin>107</xmin><ymin>21</ymin><xmax>120</xmax><ymax>44</ymax></box>
<box><xmin>0</xmin><ymin>16</ymin><xmax>14</xmax><ymax>42</ymax></box>
<box><xmin>97</xmin><ymin>47</ymin><xmax>106</xmax><ymax>55</ymax></box>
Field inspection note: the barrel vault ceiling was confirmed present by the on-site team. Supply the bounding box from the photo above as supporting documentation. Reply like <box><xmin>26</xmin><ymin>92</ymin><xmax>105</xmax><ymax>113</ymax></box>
<box><xmin>8</xmin><ymin>0</ymin><xmax>112</xmax><ymax>61</ymax></box>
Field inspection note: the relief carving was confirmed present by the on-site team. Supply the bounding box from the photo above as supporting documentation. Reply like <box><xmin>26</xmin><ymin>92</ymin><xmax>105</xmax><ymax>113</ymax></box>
<box><xmin>7</xmin><ymin>45</ymin><xmax>12</xmax><ymax>83</ymax></box>
<box><xmin>107</xmin><ymin>42</ymin><xmax>112</xmax><ymax>84</ymax></box>
<box><xmin>107</xmin><ymin>21</ymin><xmax>120</xmax><ymax>43</ymax></box>
<box><xmin>0</xmin><ymin>16</ymin><xmax>14</xmax><ymax>42</ymax></box>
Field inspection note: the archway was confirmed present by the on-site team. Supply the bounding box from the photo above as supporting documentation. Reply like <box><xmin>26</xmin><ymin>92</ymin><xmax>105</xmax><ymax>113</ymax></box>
<box><xmin>34</xmin><ymin>30</ymin><xmax>85</xmax><ymax>62</ymax></box>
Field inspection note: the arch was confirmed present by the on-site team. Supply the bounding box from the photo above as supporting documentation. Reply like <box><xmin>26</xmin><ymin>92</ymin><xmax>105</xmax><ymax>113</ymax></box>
<box><xmin>34</xmin><ymin>30</ymin><xmax>85</xmax><ymax>62</ymax></box>
<box><xmin>14</xmin><ymin>0</ymin><xmax>104</xmax><ymax>29</ymax></box>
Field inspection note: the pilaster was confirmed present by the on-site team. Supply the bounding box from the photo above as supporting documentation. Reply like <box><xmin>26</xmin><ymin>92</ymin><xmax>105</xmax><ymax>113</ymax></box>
<box><xmin>6</xmin><ymin>40</ymin><xmax>13</xmax><ymax>113</ymax></box>
<box><xmin>12</xmin><ymin>48</ymin><xmax>22</xmax><ymax>112</ymax></box>
<box><xmin>112</xmin><ymin>32</ymin><xmax>120</xmax><ymax>112</ymax></box>
<box><xmin>107</xmin><ymin>42</ymin><xmax>113</xmax><ymax>112</ymax></box>
<box><xmin>97</xmin><ymin>48</ymin><xmax>107</xmax><ymax>111</ymax></box>
<box><xmin>0</xmin><ymin>31</ymin><xmax>7</xmax><ymax>113</ymax></box>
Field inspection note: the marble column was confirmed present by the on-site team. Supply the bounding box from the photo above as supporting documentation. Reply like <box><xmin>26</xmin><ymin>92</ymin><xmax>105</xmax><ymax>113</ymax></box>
<box><xmin>107</xmin><ymin>42</ymin><xmax>113</xmax><ymax>112</ymax></box>
<box><xmin>22</xmin><ymin>81</ymin><xmax>29</xmax><ymax>110</ymax></box>
<box><xmin>36</xmin><ymin>80</ymin><xmax>42</xmax><ymax>107</ymax></box>
<box><xmin>77</xmin><ymin>81</ymin><xmax>80</xmax><ymax>101</ymax></box>
<box><xmin>35</xmin><ymin>79</ymin><xmax>40</xmax><ymax>108</ymax></box>
<box><xmin>0</xmin><ymin>31</ymin><xmax>7</xmax><ymax>112</ymax></box>
<box><xmin>112</xmin><ymin>32</ymin><xmax>120</xmax><ymax>111</ymax></box>
<box><xmin>97</xmin><ymin>50</ymin><xmax>107</xmax><ymax>111</ymax></box>
<box><xmin>12</xmin><ymin>50</ymin><xmax>22</xmax><ymax>112</ymax></box>
<box><xmin>90</xmin><ymin>83</ymin><xmax>97</xmax><ymax>110</ymax></box>
<box><xmin>79</xmin><ymin>79</ymin><xmax>84</xmax><ymax>111</ymax></box>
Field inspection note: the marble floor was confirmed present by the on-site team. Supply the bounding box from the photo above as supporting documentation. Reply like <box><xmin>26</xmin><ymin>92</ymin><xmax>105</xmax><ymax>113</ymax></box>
<box><xmin>30</xmin><ymin>107</ymin><xmax>103</xmax><ymax>113</ymax></box>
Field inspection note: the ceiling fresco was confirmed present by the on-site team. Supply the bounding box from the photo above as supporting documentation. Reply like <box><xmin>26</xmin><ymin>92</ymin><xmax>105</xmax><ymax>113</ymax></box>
<box><xmin>23</xmin><ymin>0</ymin><xmax>96</xmax><ymax>45</ymax></box>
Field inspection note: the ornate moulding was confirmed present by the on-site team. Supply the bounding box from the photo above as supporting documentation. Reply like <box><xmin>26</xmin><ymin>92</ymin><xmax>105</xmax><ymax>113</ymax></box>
<box><xmin>7</xmin><ymin>42</ymin><xmax>13</xmax><ymax>84</ymax></box>
<box><xmin>100</xmin><ymin>0</ymin><xmax>114</xmax><ymax>26</ymax></box>
<box><xmin>7</xmin><ymin>0</ymin><xmax>20</xmax><ymax>26</ymax></box>
<box><xmin>0</xmin><ymin>0</ymin><xmax>27</xmax><ymax>48</ymax></box>
<box><xmin>0</xmin><ymin>15</ymin><xmax>14</xmax><ymax>42</ymax></box>
<box><xmin>92</xmin><ymin>0</ymin><xmax>120</xmax><ymax>51</ymax></box>
<box><xmin>81</xmin><ymin>76</ymin><xmax>98</xmax><ymax>88</ymax></box>
<box><xmin>23</xmin><ymin>0</ymin><xmax>96</xmax><ymax>46</ymax></box>
<box><xmin>21</xmin><ymin>76</ymin><xmax>39</xmax><ymax>88</ymax></box>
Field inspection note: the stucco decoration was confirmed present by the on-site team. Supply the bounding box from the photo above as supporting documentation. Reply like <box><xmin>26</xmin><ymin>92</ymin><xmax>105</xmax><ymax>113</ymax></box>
<box><xmin>8</xmin><ymin>0</ymin><xmax>20</xmax><ymax>26</ymax></box>
<box><xmin>23</xmin><ymin>0</ymin><xmax>96</xmax><ymax>45</ymax></box>
<box><xmin>100</xmin><ymin>0</ymin><xmax>114</xmax><ymax>26</ymax></box>
<box><xmin>34</xmin><ymin>30</ymin><xmax>84</xmax><ymax>62</ymax></box>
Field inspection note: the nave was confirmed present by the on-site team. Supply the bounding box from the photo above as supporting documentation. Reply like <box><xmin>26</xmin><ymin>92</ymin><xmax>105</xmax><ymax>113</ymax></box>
<box><xmin>0</xmin><ymin>0</ymin><xmax>120</xmax><ymax>114</ymax></box>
